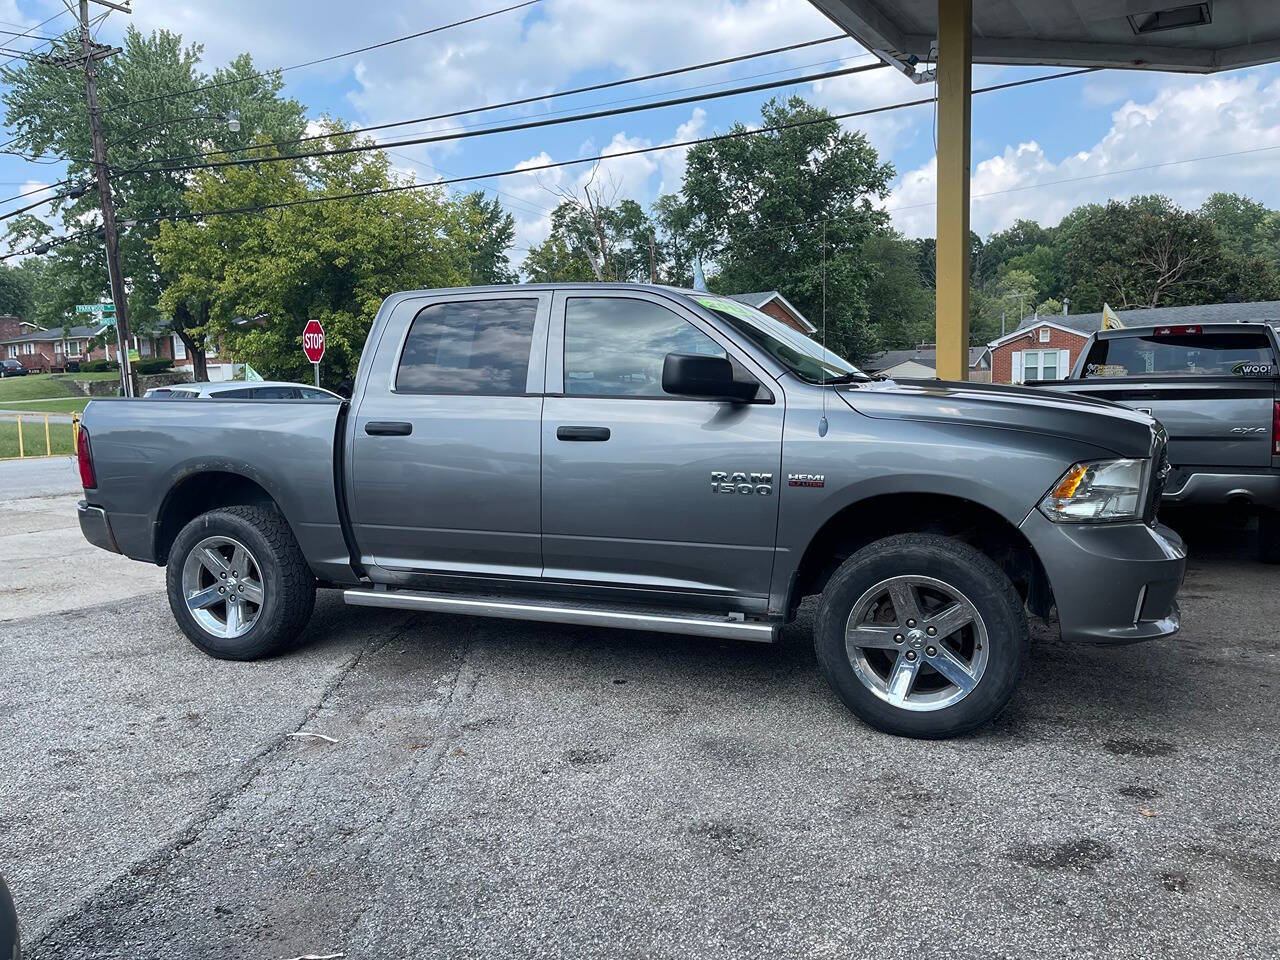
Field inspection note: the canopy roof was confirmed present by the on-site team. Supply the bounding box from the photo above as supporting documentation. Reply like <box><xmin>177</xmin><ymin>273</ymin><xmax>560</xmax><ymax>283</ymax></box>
<box><xmin>809</xmin><ymin>0</ymin><xmax>1280</xmax><ymax>73</ymax></box>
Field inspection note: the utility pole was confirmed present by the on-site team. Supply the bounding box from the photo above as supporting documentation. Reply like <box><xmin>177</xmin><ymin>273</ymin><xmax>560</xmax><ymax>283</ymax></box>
<box><xmin>648</xmin><ymin>228</ymin><xmax>658</xmax><ymax>284</ymax></box>
<box><xmin>77</xmin><ymin>0</ymin><xmax>136</xmax><ymax>396</ymax></box>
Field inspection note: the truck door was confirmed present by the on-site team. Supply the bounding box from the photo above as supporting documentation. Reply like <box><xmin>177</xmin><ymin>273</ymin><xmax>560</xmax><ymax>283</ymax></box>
<box><xmin>348</xmin><ymin>292</ymin><xmax>551</xmax><ymax>578</ymax></box>
<box><xmin>540</xmin><ymin>290</ymin><xmax>783</xmax><ymax>601</ymax></box>
<box><xmin>1070</xmin><ymin>328</ymin><xmax>1277</xmax><ymax>467</ymax></box>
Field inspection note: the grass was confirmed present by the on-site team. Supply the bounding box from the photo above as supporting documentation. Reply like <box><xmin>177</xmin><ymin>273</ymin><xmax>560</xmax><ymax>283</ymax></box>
<box><xmin>0</xmin><ymin>416</ymin><xmax>77</xmax><ymax>459</ymax></box>
<box><xmin>0</xmin><ymin>397</ymin><xmax>91</xmax><ymax>414</ymax></box>
<box><xmin>0</xmin><ymin>371</ymin><xmax>119</xmax><ymax>402</ymax></box>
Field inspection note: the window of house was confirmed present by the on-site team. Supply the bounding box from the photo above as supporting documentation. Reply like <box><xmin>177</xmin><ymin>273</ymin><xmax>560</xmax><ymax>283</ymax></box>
<box><xmin>21</xmin><ymin>342</ymin><xmax>34</xmax><ymax>355</ymax></box>
<box><xmin>7</xmin><ymin>346</ymin><xmax>15</xmax><ymax>358</ymax></box>
<box><xmin>1022</xmin><ymin>349</ymin><xmax>1059</xmax><ymax>382</ymax></box>
<box><xmin>1038</xmin><ymin>327</ymin><xmax>1051</xmax><ymax>343</ymax></box>
<box><xmin>395</xmin><ymin>298</ymin><xmax>538</xmax><ymax>395</ymax></box>
<box><xmin>172</xmin><ymin>335</ymin><xmax>187</xmax><ymax>360</ymax></box>
<box><xmin>564</xmin><ymin>297</ymin><xmax>725</xmax><ymax>397</ymax></box>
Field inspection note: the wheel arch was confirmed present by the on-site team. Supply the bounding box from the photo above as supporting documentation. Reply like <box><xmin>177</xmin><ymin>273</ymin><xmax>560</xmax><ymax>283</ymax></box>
<box><xmin>786</xmin><ymin>491</ymin><xmax>1053</xmax><ymax>619</ymax></box>
<box><xmin>154</xmin><ymin>469</ymin><xmax>286</xmax><ymax>566</ymax></box>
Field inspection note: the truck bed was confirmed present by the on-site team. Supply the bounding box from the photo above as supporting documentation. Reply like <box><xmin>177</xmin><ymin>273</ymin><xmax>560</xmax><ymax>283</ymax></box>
<box><xmin>79</xmin><ymin>397</ymin><xmax>356</xmax><ymax>583</ymax></box>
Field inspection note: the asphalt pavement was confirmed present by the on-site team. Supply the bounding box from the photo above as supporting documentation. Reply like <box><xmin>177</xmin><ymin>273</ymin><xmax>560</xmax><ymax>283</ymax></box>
<box><xmin>0</xmin><ymin>458</ymin><xmax>163</xmax><ymax>622</ymax></box>
<box><xmin>0</xmin><ymin>494</ymin><xmax>1277</xmax><ymax>959</ymax></box>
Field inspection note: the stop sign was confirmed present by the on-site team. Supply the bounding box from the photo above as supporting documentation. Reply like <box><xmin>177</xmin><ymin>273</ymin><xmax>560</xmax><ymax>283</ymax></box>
<box><xmin>302</xmin><ymin>319</ymin><xmax>325</xmax><ymax>364</ymax></box>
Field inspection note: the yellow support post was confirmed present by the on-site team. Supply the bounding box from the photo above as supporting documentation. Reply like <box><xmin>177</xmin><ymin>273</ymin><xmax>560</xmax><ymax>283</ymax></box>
<box><xmin>16</xmin><ymin>414</ymin><xmax>23</xmax><ymax>459</ymax></box>
<box><xmin>44</xmin><ymin>414</ymin><xmax>52</xmax><ymax>456</ymax></box>
<box><xmin>935</xmin><ymin>0</ymin><xmax>972</xmax><ymax>381</ymax></box>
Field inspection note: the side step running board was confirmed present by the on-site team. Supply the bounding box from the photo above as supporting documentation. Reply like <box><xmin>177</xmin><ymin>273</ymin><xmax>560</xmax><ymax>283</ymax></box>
<box><xmin>342</xmin><ymin>588</ymin><xmax>779</xmax><ymax>643</ymax></box>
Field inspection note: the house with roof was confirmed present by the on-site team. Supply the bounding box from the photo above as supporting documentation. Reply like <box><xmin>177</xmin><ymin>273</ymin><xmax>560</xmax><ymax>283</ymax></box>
<box><xmin>987</xmin><ymin>300</ymin><xmax>1280</xmax><ymax>384</ymax></box>
<box><xmin>727</xmin><ymin>291</ymin><xmax>816</xmax><ymax>335</ymax></box>
<box><xmin>0</xmin><ymin>321</ymin><xmax>118</xmax><ymax>372</ymax></box>
<box><xmin>863</xmin><ymin>345</ymin><xmax>991</xmax><ymax>381</ymax></box>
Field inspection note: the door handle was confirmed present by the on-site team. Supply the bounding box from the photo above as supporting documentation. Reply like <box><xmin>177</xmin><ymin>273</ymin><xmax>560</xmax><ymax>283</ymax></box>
<box><xmin>556</xmin><ymin>425</ymin><xmax>610</xmax><ymax>442</ymax></box>
<box><xmin>365</xmin><ymin>421</ymin><xmax>413</xmax><ymax>436</ymax></box>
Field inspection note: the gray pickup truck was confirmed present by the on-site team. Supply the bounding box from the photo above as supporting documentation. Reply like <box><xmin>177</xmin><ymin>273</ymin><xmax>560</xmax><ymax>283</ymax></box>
<box><xmin>1038</xmin><ymin>321</ymin><xmax>1280</xmax><ymax>562</ymax></box>
<box><xmin>77</xmin><ymin>284</ymin><xmax>1186</xmax><ymax>738</ymax></box>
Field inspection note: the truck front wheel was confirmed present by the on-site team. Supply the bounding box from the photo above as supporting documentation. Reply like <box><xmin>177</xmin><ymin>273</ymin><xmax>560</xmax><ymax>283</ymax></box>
<box><xmin>165</xmin><ymin>505</ymin><xmax>316</xmax><ymax>660</ymax></box>
<box><xmin>814</xmin><ymin>533</ymin><xmax>1028</xmax><ymax>739</ymax></box>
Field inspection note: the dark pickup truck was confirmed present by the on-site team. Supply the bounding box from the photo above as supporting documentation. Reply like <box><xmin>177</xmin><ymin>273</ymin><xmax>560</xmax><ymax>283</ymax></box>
<box><xmin>76</xmin><ymin>284</ymin><xmax>1187</xmax><ymax>739</ymax></box>
<box><xmin>1038</xmin><ymin>321</ymin><xmax>1280</xmax><ymax>561</ymax></box>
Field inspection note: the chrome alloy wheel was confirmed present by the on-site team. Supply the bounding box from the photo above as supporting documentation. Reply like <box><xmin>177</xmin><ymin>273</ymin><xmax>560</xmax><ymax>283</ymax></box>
<box><xmin>844</xmin><ymin>575</ymin><xmax>989</xmax><ymax>712</ymax></box>
<box><xmin>181</xmin><ymin>535</ymin><xmax>265</xmax><ymax>639</ymax></box>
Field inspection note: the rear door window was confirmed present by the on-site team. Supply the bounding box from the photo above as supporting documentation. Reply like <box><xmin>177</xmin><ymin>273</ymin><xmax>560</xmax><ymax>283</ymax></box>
<box><xmin>396</xmin><ymin>299</ymin><xmax>538</xmax><ymax>395</ymax></box>
<box><xmin>1081</xmin><ymin>331</ymin><xmax>1277</xmax><ymax>378</ymax></box>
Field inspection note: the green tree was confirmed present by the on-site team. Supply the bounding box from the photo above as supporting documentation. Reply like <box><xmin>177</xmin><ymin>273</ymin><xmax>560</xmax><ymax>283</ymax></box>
<box><xmin>1058</xmin><ymin>196</ymin><xmax>1225</xmax><ymax>312</ymax></box>
<box><xmin>0</xmin><ymin>263</ymin><xmax>34</xmax><ymax>317</ymax></box>
<box><xmin>1</xmin><ymin>27</ymin><xmax>307</xmax><ymax>373</ymax></box>
<box><xmin>672</xmin><ymin>96</ymin><xmax>895</xmax><ymax>360</ymax></box>
<box><xmin>862</xmin><ymin>232</ymin><xmax>933</xmax><ymax>348</ymax></box>
<box><xmin>152</xmin><ymin>130</ymin><xmax>475</xmax><ymax>386</ymax></box>
<box><xmin>460</xmin><ymin>191</ymin><xmax>517</xmax><ymax>284</ymax></box>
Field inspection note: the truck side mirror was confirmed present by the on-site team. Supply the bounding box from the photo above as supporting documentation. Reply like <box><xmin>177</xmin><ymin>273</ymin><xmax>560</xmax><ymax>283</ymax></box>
<box><xmin>662</xmin><ymin>353</ymin><xmax>759</xmax><ymax>403</ymax></box>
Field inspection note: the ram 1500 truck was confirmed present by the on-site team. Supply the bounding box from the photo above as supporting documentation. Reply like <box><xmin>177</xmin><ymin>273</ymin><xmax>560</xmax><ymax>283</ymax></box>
<box><xmin>1036</xmin><ymin>321</ymin><xmax>1280</xmax><ymax>562</ymax></box>
<box><xmin>76</xmin><ymin>284</ymin><xmax>1186</xmax><ymax>738</ymax></box>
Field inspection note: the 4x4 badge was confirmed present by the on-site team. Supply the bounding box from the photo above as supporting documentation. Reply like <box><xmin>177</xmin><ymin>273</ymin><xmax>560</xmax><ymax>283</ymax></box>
<box><xmin>788</xmin><ymin>473</ymin><xmax>825</xmax><ymax>488</ymax></box>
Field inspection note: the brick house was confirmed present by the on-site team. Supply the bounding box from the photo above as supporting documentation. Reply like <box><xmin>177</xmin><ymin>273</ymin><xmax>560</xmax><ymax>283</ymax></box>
<box><xmin>988</xmin><ymin>300</ymin><xmax>1280</xmax><ymax>384</ymax></box>
<box><xmin>0</xmin><ymin>315</ymin><xmax>238</xmax><ymax>378</ymax></box>
<box><xmin>0</xmin><ymin>321</ymin><xmax>118</xmax><ymax>372</ymax></box>
<box><xmin>728</xmin><ymin>291</ymin><xmax>817</xmax><ymax>335</ymax></box>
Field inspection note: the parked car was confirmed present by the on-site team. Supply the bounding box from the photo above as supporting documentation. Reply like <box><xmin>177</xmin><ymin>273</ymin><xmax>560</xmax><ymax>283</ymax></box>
<box><xmin>0</xmin><ymin>359</ymin><xmax>27</xmax><ymax>378</ymax></box>
<box><xmin>142</xmin><ymin>380</ymin><xmax>341</xmax><ymax>400</ymax></box>
<box><xmin>1036</xmin><ymin>321</ymin><xmax>1280</xmax><ymax>562</ymax></box>
<box><xmin>74</xmin><ymin>284</ymin><xmax>1186</xmax><ymax>738</ymax></box>
<box><xmin>0</xmin><ymin>873</ymin><xmax>18</xmax><ymax>960</ymax></box>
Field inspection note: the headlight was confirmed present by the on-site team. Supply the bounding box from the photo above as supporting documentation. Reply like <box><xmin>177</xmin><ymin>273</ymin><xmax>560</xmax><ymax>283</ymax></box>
<box><xmin>1038</xmin><ymin>458</ymin><xmax>1149</xmax><ymax>522</ymax></box>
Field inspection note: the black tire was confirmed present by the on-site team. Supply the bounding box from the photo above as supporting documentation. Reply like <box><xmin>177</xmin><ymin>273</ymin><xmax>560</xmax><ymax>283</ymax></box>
<box><xmin>814</xmin><ymin>533</ymin><xmax>1028</xmax><ymax>739</ymax></box>
<box><xmin>1259</xmin><ymin>510</ymin><xmax>1280</xmax><ymax>564</ymax></box>
<box><xmin>165</xmin><ymin>505</ymin><xmax>316</xmax><ymax>660</ymax></box>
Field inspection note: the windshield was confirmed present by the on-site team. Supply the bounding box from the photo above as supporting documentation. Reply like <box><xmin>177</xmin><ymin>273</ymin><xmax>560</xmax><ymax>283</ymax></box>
<box><xmin>684</xmin><ymin>293</ymin><xmax>866</xmax><ymax>383</ymax></box>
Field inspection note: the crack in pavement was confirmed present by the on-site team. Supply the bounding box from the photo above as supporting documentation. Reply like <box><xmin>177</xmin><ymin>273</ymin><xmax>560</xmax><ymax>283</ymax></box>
<box><xmin>24</xmin><ymin>612</ymin><xmax>418</xmax><ymax>953</ymax></box>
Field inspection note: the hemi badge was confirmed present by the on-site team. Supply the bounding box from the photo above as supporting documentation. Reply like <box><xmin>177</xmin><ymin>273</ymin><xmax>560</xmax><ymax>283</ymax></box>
<box><xmin>788</xmin><ymin>473</ymin><xmax>825</xmax><ymax>488</ymax></box>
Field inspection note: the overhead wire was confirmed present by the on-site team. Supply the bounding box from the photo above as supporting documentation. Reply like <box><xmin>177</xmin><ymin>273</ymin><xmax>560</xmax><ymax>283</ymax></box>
<box><xmin>120</xmin><ymin>34</ymin><xmax>857</xmax><ymax>166</ymax></box>
<box><xmin>101</xmin><ymin>0</ymin><xmax>544</xmax><ymax>114</ymax></box>
<box><xmin>0</xmin><ymin>66</ymin><xmax>1107</xmax><ymax>259</ymax></box>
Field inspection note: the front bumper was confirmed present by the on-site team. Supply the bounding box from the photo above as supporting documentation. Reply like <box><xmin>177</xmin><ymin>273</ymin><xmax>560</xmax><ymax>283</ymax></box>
<box><xmin>78</xmin><ymin>499</ymin><xmax>120</xmax><ymax>555</ymax></box>
<box><xmin>1162</xmin><ymin>467</ymin><xmax>1280</xmax><ymax>509</ymax></box>
<box><xmin>1019</xmin><ymin>510</ymin><xmax>1186</xmax><ymax>645</ymax></box>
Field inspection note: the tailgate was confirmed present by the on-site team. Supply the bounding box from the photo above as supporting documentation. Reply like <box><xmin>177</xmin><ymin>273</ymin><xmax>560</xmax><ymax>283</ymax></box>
<box><xmin>1053</xmin><ymin>380</ymin><xmax>1274</xmax><ymax>467</ymax></box>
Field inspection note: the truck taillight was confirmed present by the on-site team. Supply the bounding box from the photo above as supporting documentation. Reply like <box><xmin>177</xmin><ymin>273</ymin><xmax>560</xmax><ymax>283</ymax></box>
<box><xmin>76</xmin><ymin>426</ymin><xmax>96</xmax><ymax>489</ymax></box>
<box><xmin>1274</xmin><ymin>402</ymin><xmax>1280</xmax><ymax>457</ymax></box>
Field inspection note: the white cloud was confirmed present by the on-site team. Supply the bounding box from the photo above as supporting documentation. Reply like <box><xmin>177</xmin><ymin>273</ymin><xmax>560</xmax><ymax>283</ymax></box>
<box><xmin>886</xmin><ymin>68</ymin><xmax>1280</xmax><ymax>238</ymax></box>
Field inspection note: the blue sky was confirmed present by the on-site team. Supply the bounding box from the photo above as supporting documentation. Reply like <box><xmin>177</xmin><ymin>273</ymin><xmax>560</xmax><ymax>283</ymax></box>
<box><xmin>2</xmin><ymin>0</ymin><xmax>1279</xmax><ymax>260</ymax></box>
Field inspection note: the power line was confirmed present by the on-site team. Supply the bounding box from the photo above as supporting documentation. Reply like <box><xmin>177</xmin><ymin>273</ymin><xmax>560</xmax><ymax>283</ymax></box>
<box><xmin>0</xmin><ymin>9</ymin><xmax>73</xmax><ymax>70</ymax></box>
<box><xmin>0</xmin><ymin>66</ymin><xmax>1097</xmax><ymax>258</ymax></box>
<box><xmin>102</xmin><ymin>0</ymin><xmax>543</xmax><ymax>114</ymax></box>
<box><xmin>128</xmin><ymin>61</ymin><xmax>889</xmax><ymax>177</ymax></box>
<box><xmin>126</xmin><ymin>35</ymin><xmax>856</xmax><ymax>167</ymax></box>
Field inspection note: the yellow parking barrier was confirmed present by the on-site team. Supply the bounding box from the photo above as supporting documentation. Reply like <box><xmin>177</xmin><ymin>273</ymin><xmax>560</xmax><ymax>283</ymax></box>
<box><xmin>0</xmin><ymin>412</ymin><xmax>81</xmax><ymax>461</ymax></box>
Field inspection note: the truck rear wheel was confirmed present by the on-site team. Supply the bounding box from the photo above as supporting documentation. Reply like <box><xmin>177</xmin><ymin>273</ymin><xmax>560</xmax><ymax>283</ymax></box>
<box><xmin>165</xmin><ymin>505</ymin><xmax>316</xmax><ymax>660</ymax></box>
<box><xmin>814</xmin><ymin>533</ymin><xmax>1027</xmax><ymax>739</ymax></box>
